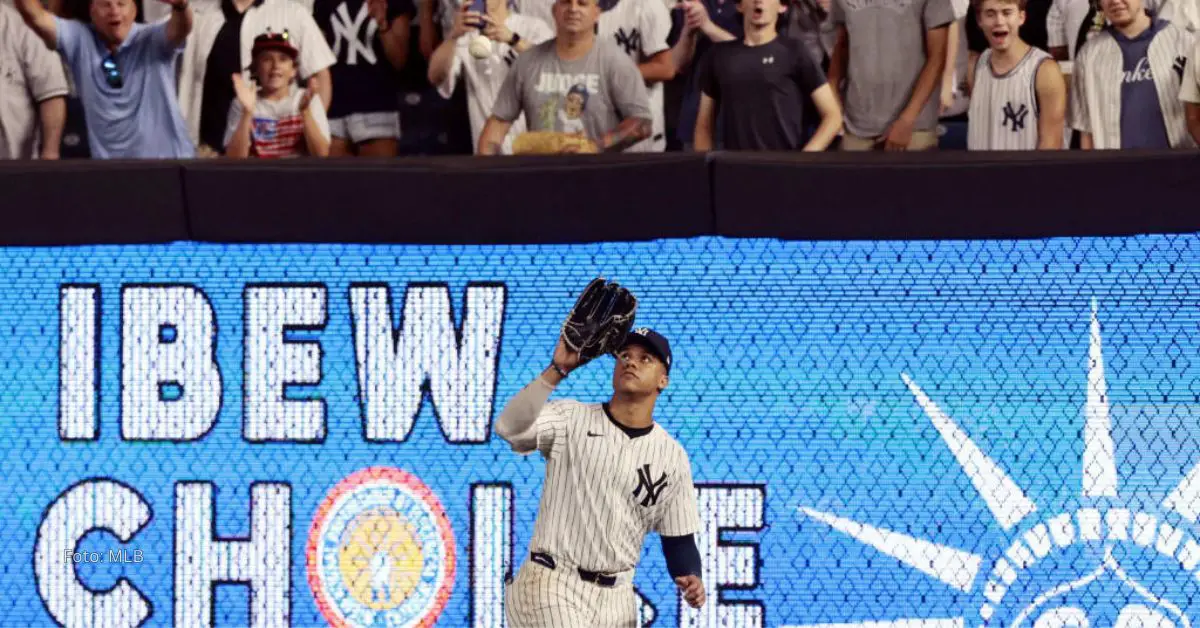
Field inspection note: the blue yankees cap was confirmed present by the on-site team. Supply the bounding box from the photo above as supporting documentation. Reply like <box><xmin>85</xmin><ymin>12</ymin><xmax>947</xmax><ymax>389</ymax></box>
<box><xmin>620</xmin><ymin>327</ymin><xmax>672</xmax><ymax>373</ymax></box>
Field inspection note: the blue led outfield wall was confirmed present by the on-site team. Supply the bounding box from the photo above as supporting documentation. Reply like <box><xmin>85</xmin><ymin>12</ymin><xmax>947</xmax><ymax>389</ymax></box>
<box><xmin>6</xmin><ymin>235</ymin><xmax>1200</xmax><ymax>627</ymax></box>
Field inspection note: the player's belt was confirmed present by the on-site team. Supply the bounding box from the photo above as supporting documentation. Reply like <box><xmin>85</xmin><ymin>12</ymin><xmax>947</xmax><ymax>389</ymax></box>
<box><xmin>530</xmin><ymin>552</ymin><xmax>618</xmax><ymax>588</ymax></box>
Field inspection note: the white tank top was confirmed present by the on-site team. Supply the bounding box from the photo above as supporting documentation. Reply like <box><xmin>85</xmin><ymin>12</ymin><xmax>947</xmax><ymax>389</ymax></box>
<box><xmin>968</xmin><ymin>46</ymin><xmax>1052</xmax><ymax>150</ymax></box>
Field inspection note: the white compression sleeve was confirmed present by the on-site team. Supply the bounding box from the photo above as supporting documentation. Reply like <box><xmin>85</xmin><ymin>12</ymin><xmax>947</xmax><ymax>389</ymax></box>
<box><xmin>494</xmin><ymin>374</ymin><xmax>556</xmax><ymax>445</ymax></box>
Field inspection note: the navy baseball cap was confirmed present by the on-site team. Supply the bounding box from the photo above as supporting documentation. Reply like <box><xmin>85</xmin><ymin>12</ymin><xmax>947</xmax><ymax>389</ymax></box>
<box><xmin>620</xmin><ymin>327</ymin><xmax>672</xmax><ymax>372</ymax></box>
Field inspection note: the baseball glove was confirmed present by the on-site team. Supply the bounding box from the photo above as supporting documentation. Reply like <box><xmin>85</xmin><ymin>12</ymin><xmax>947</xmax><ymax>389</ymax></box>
<box><xmin>561</xmin><ymin>278</ymin><xmax>638</xmax><ymax>365</ymax></box>
<box><xmin>512</xmin><ymin>131</ymin><xmax>599</xmax><ymax>155</ymax></box>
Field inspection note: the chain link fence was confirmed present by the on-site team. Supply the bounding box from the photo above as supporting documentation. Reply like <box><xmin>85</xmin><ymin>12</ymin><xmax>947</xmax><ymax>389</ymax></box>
<box><xmin>4</xmin><ymin>234</ymin><xmax>1200</xmax><ymax>627</ymax></box>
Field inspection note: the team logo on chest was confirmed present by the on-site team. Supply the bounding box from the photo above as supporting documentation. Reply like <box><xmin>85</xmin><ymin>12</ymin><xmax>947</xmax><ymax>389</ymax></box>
<box><xmin>1002</xmin><ymin>101</ymin><xmax>1029</xmax><ymax>132</ymax></box>
<box><xmin>632</xmin><ymin>463</ymin><xmax>668</xmax><ymax>507</ymax></box>
<box><xmin>330</xmin><ymin>1</ymin><xmax>380</xmax><ymax>65</ymax></box>
<box><xmin>614</xmin><ymin>27</ymin><xmax>642</xmax><ymax>55</ymax></box>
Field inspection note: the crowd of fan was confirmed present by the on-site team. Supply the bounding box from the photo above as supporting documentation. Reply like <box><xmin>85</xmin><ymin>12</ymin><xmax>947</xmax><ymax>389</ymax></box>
<box><xmin>0</xmin><ymin>0</ymin><xmax>1197</xmax><ymax>158</ymax></box>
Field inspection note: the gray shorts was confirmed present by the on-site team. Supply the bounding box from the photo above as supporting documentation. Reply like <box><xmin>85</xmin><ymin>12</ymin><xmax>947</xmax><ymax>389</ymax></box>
<box><xmin>328</xmin><ymin>112</ymin><xmax>401</xmax><ymax>143</ymax></box>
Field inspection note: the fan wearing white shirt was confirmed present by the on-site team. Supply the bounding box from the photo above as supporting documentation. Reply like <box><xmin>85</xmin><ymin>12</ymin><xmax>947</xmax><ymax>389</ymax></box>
<box><xmin>428</xmin><ymin>0</ymin><xmax>553</xmax><ymax>153</ymax></box>
<box><xmin>597</xmin><ymin>0</ymin><xmax>675</xmax><ymax>151</ymax></box>
<box><xmin>1183</xmin><ymin>36</ymin><xmax>1200</xmax><ymax>143</ymax></box>
<box><xmin>1050</xmin><ymin>0</ymin><xmax>1196</xmax><ymax>66</ymax></box>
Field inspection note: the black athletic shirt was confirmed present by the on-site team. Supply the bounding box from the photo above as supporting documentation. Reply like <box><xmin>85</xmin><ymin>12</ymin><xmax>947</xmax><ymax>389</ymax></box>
<box><xmin>698</xmin><ymin>36</ymin><xmax>827</xmax><ymax>150</ymax></box>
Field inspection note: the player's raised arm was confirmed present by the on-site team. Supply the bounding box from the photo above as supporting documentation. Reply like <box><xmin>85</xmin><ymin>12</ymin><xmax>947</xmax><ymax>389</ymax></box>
<box><xmin>494</xmin><ymin>336</ymin><xmax>581</xmax><ymax>453</ymax></box>
<box><xmin>497</xmin><ymin>278</ymin><xmax>637</xmax><ymax>453</ymax></box>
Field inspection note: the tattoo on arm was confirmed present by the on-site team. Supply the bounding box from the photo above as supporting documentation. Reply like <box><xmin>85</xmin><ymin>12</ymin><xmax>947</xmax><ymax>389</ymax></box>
<box><xmin>600</xmin><ymin>117</ymin><xmax>652</xmax><ymax>153</ymax></box>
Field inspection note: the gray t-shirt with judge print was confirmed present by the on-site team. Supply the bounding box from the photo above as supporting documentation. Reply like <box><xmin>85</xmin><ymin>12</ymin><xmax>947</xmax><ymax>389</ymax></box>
<box><xmin>491</xmin><ymin>38</ymin><xmax>652</xmax><ymax>141</ymax></box>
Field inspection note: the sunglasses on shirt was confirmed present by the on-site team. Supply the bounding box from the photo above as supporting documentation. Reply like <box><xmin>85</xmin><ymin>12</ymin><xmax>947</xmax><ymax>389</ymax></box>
<box><xmin>101</xmin><ymin>54</ymin><xmax>123</xmax><ymax>89</ymax></box>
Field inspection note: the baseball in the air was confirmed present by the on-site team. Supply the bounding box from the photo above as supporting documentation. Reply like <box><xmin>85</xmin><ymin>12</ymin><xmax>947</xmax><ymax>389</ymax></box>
<box><xmin>468</xmin><ymin>34</ymin><xmax>492</xmax><ymax>59</ymax></box>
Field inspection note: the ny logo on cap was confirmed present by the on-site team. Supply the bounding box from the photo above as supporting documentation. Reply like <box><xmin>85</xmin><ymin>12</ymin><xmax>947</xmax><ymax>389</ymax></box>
<box><xmin>633</xmin><ymin>327</ymin><xmax>651</xmax><ymax>336</ymax></box>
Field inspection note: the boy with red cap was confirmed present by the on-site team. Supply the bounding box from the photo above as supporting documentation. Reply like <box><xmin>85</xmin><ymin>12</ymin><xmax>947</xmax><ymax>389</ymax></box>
<box><xmin>224</xmin><ymin>30</ymin><xmax>332</xmax><ymax>158</ymax></box>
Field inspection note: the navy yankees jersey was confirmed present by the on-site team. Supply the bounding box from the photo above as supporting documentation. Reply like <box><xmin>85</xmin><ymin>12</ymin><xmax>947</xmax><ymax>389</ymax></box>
<box><xmin>516</xmin><ymin>399</ymin><xmax>700</xmax><ymax>573</ymax></box>
<box><xmin>968</xmin><ymin>46</ymin><xmax>1052</xmax><ymax>150</ymax></box>
<box><xmin>313</xmin><ymin>0</ymin><xmax>414</xmax><ymax>117</ymax></box>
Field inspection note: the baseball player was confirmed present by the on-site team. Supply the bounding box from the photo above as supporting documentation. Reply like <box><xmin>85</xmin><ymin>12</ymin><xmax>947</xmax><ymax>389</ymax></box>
<box><xmin>495</xmin><ymin>326</ymin><xmax>706</xmax><ymax>626</ymax></box>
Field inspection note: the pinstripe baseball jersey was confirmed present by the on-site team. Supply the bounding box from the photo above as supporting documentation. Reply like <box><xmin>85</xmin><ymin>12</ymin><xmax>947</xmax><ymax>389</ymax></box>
<box><xmin>968</xmin><ymin>47</ymin><xmax>1052</xmax><ymax>150</ymax></box>
<box><xmin>1069</xmin><ymin>20</ymin><xmax>1197</xmax><ymax>148</ymax></box>
<box><xmin>517</xmin><ymin>398</ymin><xmax>700</xmax><ymax>574</ymax></box>
<box><xmin>598</xmin><ymin>0</ymin><xmax>673</xmax><ymax>152</ymax></box>
<box><xmin>1183</xmin><ymin>37</ymin><xmax>1200</xmax><ymax>102</ymax></box>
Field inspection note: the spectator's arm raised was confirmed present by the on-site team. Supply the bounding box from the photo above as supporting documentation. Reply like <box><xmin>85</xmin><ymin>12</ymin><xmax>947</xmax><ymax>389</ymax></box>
<box><xmin>14</xmin><ymin>0</ymin><xmax>58</xmax><ymax>51</ymax></box>
<box><xmin>371</xmin><ymin>0</ymin><xmax>413</xmax><ymax>70</ymax></box>
<box><xmin>428</xmin><ymin>1</ymin><xmax>471</xmax><ymax>86</ymax></box>
<box><xmin>159</xmin><ymin>0</ymin><xmax>194</xmax><ymax>46</ymax></box>
<box><xmin>298</xmin><ymin>88</ymin><xmax>332</xmax><ymax>157</ymax></box>
<box><xmin>635</xmin><ymin>0</ymin><xmax>676</xmax><ymax>82</ymax></box>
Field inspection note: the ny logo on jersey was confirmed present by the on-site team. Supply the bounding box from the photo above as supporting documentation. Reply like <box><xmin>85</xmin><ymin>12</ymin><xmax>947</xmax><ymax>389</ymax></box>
<box><xmin>614</xmin><ymin>27</ymin><xmax>642</xmax><ymax>56</ymax></box>
<box><xmin>1175</xmin><ymin>56</ymin><xmax>1187</xmax><ymax>80</ymax></box>
<box><xmin>330</xmin><ymin>1</ymin><xmax>379</xmax><ymax>65</ymax></box>
<box><xmin>632</xmin><ymin>464</ymin><xmax>668</xmax><ymax>507</ymax></box>
<box><xmin>1001</xmin><ymin>101</ymin><xmax>1028</xmax><ymax>132</ymax></box>
<box><xmin>503</xmin><ymin>48</ymin><xmax>518</xmax><ymax>67</ymax></box>
<box><xmin>762</xmin><ymin>56</ymin><xmax>774</xmax><ymax>64</ymax></box>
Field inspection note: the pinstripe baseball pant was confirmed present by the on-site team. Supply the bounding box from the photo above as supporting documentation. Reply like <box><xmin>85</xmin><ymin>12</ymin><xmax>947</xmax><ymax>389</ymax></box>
<box><xmin>505</xmin><ymin>558</ymin><xmax>638</xmax><ymax>627</ymax></box>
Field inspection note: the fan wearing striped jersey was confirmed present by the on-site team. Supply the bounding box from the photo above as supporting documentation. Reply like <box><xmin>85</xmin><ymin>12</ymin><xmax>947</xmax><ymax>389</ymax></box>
<box><xmin>1070</xmin><ymin>0</ymin><xmax>1196</xmax><ymax>148</ymax></box>
<box><xmin>495</xmin><ymin>322</ymin><xmax>706</xmax><ymax>626</ymax></box>
<box><xmin>966</xmin><ymin>0</ymin><xmax>1067</xmax><ymax>149</ymax></box>
<box><xmin>1184</xmin><ymin>37</ymin><xmax>1200</xmax><ymax>144</ymax></box>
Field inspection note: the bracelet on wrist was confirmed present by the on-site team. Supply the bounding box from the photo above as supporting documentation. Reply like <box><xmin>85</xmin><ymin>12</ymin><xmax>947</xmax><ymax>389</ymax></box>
<box><xmin>549</xmin><ymin>362</ymin><xmax>569</xmax><ymax>379</ymax></box>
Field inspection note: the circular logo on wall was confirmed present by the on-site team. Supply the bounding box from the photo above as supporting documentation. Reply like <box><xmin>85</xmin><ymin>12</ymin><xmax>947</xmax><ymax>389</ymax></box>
<box><xmin>307</xmin><ymin>467</ymin><xmax>456</xmax><ymax>628</ymax></box>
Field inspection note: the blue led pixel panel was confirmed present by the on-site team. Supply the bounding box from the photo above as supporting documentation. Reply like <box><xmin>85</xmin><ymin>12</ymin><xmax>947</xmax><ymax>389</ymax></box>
<box><xmin>5</xmin><ymin>235</ymin><xmax>1200</xmax><ymax>627</ymax></box>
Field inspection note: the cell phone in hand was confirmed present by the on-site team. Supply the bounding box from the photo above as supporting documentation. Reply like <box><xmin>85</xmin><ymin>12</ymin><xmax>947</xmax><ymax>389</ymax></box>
<box><xmin>469</xmin><ymin>0</ymin><xmax>486</xmax><ymax>26</ymax></box>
